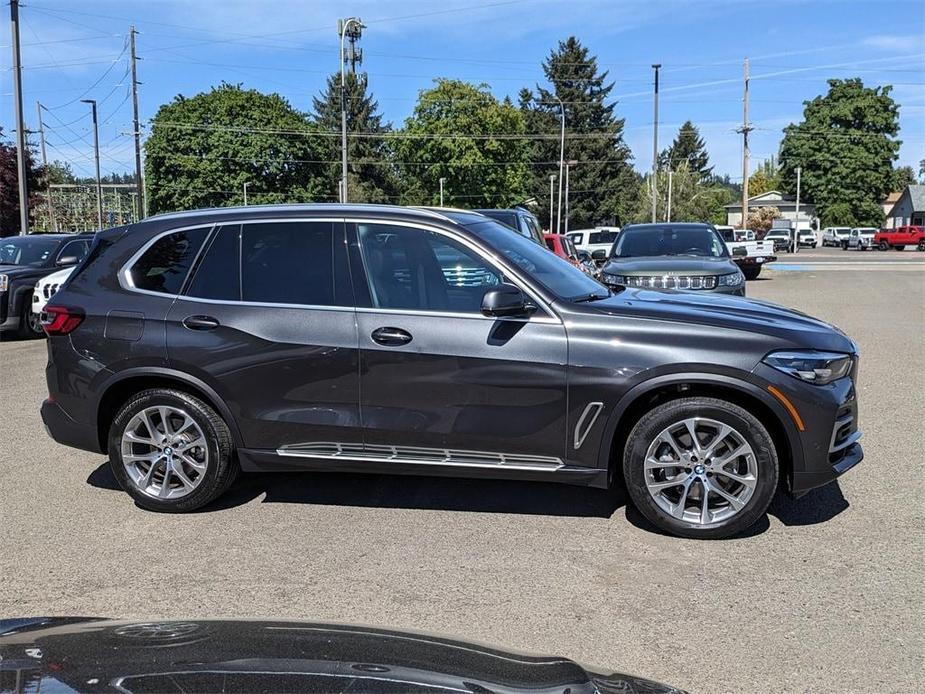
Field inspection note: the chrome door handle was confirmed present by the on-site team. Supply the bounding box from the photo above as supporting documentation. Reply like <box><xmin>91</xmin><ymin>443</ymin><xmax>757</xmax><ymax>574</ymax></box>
<box><xmin>371</xmin><ymin>327</ymin><xmax>413</xmax><ymax>346</ymax></box>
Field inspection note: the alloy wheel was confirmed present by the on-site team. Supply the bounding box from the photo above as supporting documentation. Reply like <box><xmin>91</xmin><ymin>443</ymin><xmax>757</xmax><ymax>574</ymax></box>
<box><xmin>120</xmin><ymin>405</ymin><xmax>209</xmax><ymax>499</ymax></box>
<box><xmin>27</xmin><ymin>310</ymin><xmax>44</xmax><ymax>336</ymax></box>
<box><xmin>643</xmin><ymin>417</ymin><xmax>758</xmax><ymax>526</ymax></box>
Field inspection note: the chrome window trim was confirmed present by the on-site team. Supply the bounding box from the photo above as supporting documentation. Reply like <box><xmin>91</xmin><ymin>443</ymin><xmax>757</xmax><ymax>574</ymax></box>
<box><xmin>119</xmin><ymin>216</ymin><xmax>561</xmax><ymax>323</ymax></box>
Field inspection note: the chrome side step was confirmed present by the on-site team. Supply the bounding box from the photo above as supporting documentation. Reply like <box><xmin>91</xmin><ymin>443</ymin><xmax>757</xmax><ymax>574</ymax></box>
<box><xmin>276</xmin><ymin>442</ymin><xmax>564</xmax><ymax>472</ymax></box>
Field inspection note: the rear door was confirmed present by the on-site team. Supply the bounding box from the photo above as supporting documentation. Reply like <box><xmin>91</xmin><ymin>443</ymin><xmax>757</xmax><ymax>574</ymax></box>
<box><xmin>349</xmin><ymin>219</ymin><xmax>569</xmax><ymax>465</ymax></box>
<box><xmin>166</xmin><ymin>219</ymin><xmax>361</xmax><ymax>452</ymax></box>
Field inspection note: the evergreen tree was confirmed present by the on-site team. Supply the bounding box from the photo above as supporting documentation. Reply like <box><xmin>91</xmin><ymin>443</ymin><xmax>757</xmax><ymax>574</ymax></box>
<box><xmin>0</xmin><ymin>126</ymin><xmax>43</xmax><ymax>235</ymax></box>
<box><xmin>311</xmin><ymin>72</ymin><xmax>397</xmax><ymax>203</ymax></box>
<box><xmin>659</xmin><ymin>121</ymin><xmax>712</xmax><ymax>181</ymax></box>
<box><xmin>520</xmin><ymin>37</ymin><xmax>636</xmax><ymax>229</ymax></box>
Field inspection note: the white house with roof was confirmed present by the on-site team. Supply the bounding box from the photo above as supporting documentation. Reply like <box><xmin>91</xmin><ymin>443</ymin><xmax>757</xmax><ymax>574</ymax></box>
<box><xmin>724</xmin><ymin>191</ymin><xmax>817</xmax><ymax>228</ymax></box>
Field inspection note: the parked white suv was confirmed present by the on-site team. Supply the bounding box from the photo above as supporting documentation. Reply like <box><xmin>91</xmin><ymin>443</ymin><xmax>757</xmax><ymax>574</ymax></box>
<box><xmin>822</xmin><ymin>227</ymin><xmax>851</xmax><ymax>247</ymax></box>
<box><xmin>566</xmin><ymin>227</ymin><xmax>620</xmax><ymax>263</ymax></box>
<box><xmin>32</xmin><ymin>267</ymin><xmax>74</xmax><ymax>317</ymax></box>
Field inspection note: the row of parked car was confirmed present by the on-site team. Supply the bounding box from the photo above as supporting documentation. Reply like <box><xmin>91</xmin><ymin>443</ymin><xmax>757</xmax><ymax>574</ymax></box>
<box><xmin>821</xmin><ymin>225</ymin><xmax>925</xmax><ymax>251</ymax></box>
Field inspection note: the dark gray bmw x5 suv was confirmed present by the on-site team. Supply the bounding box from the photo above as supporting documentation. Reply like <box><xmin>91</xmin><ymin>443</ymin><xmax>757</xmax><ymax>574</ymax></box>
<box><xmin>40</xmin><ymin>204</ymin><xmax>862</xmax><ymax>539</ymax></box>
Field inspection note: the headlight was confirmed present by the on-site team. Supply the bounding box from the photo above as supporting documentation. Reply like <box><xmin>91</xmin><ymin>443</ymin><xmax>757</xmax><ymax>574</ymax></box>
<box><xmin>0</xmin><ymin>274</ymin><xmax>7</xmax><ymax>293</ymax></box>
<box><xmin>601</xmin><ymin>272</ymin><xmax>624</xmax><ymax>285</ymax></box>
<box><xmin>763</xmin><ymin>350</ymin><xmax>853</xmax><ymax>385</ymax></box>
<box><xmin>718</xmin><ymin>271</ymin><xmax>744</xmax><ymax>286</ymax></box>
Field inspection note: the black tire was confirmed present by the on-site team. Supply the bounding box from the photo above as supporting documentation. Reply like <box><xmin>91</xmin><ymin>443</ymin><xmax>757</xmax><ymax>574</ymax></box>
<box><xmin>879</xmin><ymin>240</ymin><xmax>890</xmax><ymax>251</ymax></box>
<box><xmin>108</xmin><ymin>388</ymin><xmax>238</xmax><ymax>512</ymax></box>
<box><xmin>18</xmin><ymin>291</ymin><xmax>46</xmax><ymax>339</ymax></box>
<box><xmin>622</xmin><ymin>397</ymin><xmax>779</xmax><ymax>540</ymax></box>
<box><xmin>811</xmin><ymin>243</ymin><xmax>817</xmax><ymax>249</ymax></box>
<box><xmin>742</xmin><ymin>266</ymin><xmax>761</xmax><ymax>281</ymax></box>
<box><xmin>894</xmin><ymin>245</ymin><xmax>903</xmax><ymax>251</ymax></box>
<box><xmin>917</xmin><ymin>240</ymin><xmax>925</xmax><ymax>252</ymax></box>
<box><xmin>841</xmin><ymin>241</ymin><xmax>848</xmax><ymax>250</ymax></box>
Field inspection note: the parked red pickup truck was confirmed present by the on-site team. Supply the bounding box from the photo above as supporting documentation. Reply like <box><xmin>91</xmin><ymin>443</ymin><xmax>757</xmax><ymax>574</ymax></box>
<box><xmin>874</xmin><ymin>225</ymin><xmax>925</xmax><ymax>251</ymax></box>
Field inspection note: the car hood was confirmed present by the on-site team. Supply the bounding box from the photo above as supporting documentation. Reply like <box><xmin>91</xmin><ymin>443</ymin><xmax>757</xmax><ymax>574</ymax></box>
<box><xmin>583</xmin><ymin>288</ymin><xmax>856</xmax><ymax>353</ymax></box>
<box><xmin>0</xmin><ymin>618</ymin><xmax>685</xmax><ymax>694</ymax></box>
<box><xmin>602</xmin><ymin>256</ymin><xmax>736</xmax><ymax>275</ymax></box>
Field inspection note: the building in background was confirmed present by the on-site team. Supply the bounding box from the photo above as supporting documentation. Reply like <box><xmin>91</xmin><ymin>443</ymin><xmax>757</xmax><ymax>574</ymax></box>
<box><xmin>881</xmin><ymin>191</ymin><xmax>902</xmax><ymax>228</ymax></box>
<box><xmin>885</xmin><ymin>185</ymin><xmax>925</xmax><ymax>228</ymax></box>
<box><xmin>723</xmin><ymin>190</ymin><xmax>817</xmax><ymax>229</ymax></box>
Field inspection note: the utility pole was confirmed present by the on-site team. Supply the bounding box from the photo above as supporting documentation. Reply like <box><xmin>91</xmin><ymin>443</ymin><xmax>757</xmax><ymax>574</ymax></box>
<box><xmin>549</xmin><ymin>174</ymin><xmax>555</xmax><ymax>232</ymax></box>
<box><xmin>35</xmin><ymin>102</ymin><xmax>56</xmax><ymax>231</ymax></box>
<box><xmin>10</xmin><ymin>0</ymin><xmax>29</xmax><ymax>234</ymax></box>
<box><xmin>794</xmin><ymin>166</ymin><xmax>801</xmax><ymax>254</ymax></box>
<box><xmin>129</xmin><ymin>26</ymin><xmax>145</xmax><ymax>218</ymax></box>
<box><xmin>81</xmin><ymin>99</ymin><xmax>103</xmax><ymax>230</ymax></box>
<box><xmin>243</xmin><ymin>182</ymin><xmax>249</xmax><ymax>206</ymax></box>
<box><xmin>737</xmin><ymin>58</ymin><xmax>753</xmax><ymax>230</ymax></box>
<box><xmin>666</xmin><ymin>170</ymin><xmax>673</xmax><ymax>223</ymax></box>
<box><xmin>439</xmin><ymin>177</ymin><xmax>446</xmax><ymax>206</ymax></box>
<box><xmin>338</xmin><ymin>17</ymin><xmax>365</xmax><ymax>203</ymax></box>
<box><xmin>651</xmin><ymin>64</ymin><xmax>661</xmax><ymax>224</ymax></box>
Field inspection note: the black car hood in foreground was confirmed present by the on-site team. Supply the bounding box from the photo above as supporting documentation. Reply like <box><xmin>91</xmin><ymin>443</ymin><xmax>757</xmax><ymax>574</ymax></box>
<box><xmin>601</xmin><ymin>256</ymin><xmax>737</xmax><ymax>275</ymax></box>
<box><xmin>581</xmin><ymin>287</ymin><xmax>855</xmax><ymax>354</ymax></box>
<box><xmin>0</xmin><ymin>618</ymin><xmax>685</xmax><ymax>694</ymax></box>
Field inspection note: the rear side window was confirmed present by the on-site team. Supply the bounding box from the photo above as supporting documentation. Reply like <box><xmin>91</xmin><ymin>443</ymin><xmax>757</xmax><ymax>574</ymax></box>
<box><xmin>129</xmin><ymin>227</ymin><xmax>209</xmax><ymax>294</ymax></box>
<box><xmin>241</xmin><ymin>222</ymin><xmax>340</xmax><ymax>305</ymax></box>
<box><xmin>187</xmin><ymin>225</ymin><xmax>241</xmax><ymax>301</ymax></box>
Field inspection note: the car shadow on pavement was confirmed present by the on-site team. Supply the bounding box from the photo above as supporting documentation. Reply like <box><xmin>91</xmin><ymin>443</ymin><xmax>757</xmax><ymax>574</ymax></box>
<box><xmin>87</xmin><ymin>462</ymin><xmax>625</xmax><ymax>518</ymax></box>
<box><xmin>767</xmin><ymin>481</ymin><xmax>849</xmax><ymax>527</ymax></box>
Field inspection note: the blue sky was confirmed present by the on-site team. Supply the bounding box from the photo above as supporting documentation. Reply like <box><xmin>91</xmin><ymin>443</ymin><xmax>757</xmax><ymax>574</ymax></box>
<box><xmin>2</xmin><ymin>0</ymin><xmax>923</xmax><ymax>183</ymax></box>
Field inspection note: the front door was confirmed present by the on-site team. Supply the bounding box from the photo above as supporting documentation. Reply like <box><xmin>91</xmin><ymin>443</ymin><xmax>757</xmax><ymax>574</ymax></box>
<box><xmin>349</xmin><ymin>221</ymin><xmax>568</xmax><ymax>466</ymax></box>
<box><xmin>165</xmin><ymin>219</ymin><xmax>361</xmax><ymax>452</ymax></box>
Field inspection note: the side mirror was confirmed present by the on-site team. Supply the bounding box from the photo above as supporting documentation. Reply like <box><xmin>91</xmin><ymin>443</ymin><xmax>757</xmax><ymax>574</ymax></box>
<box><xmin>591</xmin><ymin>249</ymin><xmax>607</xmax><ymax>261</ymax></box>
<box><xmin>732</xmin><ymin>246</ymin><xmax>747</xmax><ymax>257</ymax></box>
<box><xmin>56</xmin><ymin>255</ymin><xmax>79</xmax><ymax>266</ymax></box>
<box><xmin>481</xmin><ymin>283</ymin><xmax>533</xmax><ymax>318</ymax></box>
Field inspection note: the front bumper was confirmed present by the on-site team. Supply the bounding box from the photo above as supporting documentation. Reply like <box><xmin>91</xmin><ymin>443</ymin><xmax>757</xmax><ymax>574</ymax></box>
<box><xmin>753</xmin><ymin>362</ymin><xmax>863</xmax><ymax>496</ymax></box>
<box><xmin>41</xmin><ymin>398</ymin><xmax>102</xmax><ymax>454</ymax></box>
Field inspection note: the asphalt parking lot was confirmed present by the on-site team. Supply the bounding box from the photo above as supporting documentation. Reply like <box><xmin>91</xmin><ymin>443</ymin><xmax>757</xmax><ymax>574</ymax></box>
<box><xmin>1</xmin><ymin>246</ymin><xmax>922</xmax><ymax>694</ymax></box>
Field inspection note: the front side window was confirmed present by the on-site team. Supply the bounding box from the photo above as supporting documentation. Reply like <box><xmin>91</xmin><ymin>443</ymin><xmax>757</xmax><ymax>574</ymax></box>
<box><xmin>240</xmin><ymin>222</ymin><xmax>340</xmax><ymax>306</ymax></box>
<box><xmin>58</xmin><ymin>240</ymin><xmax>90</xmax><ymax>263</ymax></box>
<box><xmin>358</xmin><ymin>223</ymin><xmax>501</xmax><ymax>313</ymax></box>
<box><xmin>129</xmin><ymin>227</ymin><xmax>209</xmax><ymax>294</ymax></box>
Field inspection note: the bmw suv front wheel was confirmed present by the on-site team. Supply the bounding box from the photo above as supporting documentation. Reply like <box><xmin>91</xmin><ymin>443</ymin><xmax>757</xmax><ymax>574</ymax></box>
<box><xmin>108</xmin><ymin>388</ymin><xmax>238</xmax><ymax>512</ymax></box>
<box><xmin>623</xmin><ymin>397</ymin><xmax>779</xmax><ymax>539</ymax></box>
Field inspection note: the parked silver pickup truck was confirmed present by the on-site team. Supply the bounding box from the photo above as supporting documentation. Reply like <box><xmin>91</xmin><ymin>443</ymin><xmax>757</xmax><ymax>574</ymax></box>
<box><xmin>715</xmin><ymin>226</ymin><xmax>777</xmax><ymax>280</ymax></box>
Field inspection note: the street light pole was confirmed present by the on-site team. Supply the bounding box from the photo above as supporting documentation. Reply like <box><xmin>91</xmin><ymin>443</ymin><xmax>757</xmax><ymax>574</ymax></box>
<box><xmin>794</xmin><ymin>166</ymin><xmax>801</xmax><ymax>254</ymax></box>
<box><xmin>666</xmin><ymin>170</ymin><xmax>673</xmax><ymax>223</ymax></box>
<box><xmin>554</xmin><ymin>96</ymin><xmax>565</xmax><ymax>234</ymax></box>
<box><xmin>439</xmin><ymin>177</ymin><xmax>446</xmax><ymax>206</ymax></box>
<box><xmin>339</xmin><ymin>17</ymin><xmax>364</xmax><ymax>204</ymax></box>
<box><xmin>549</xmin><ymin>174</ymin><xmax>555</xmax><ymax>231</ymax></box>
<box><xmin>243</xmin><ymin>182</ymin><xmax>250</xmax><ymax>206</ymax></box>
<box><xmin>564</xmin><ymin>160</ymin><xmax>577</xmax><ymax>234</ymax></box>
<box><xmin>81</xmin><ymin>99</ymin><xmax>103</xmax><ymax>230</ymax></box>
<box><xmin>651</xmin><ymin>63</ymin><xmax>661</xmax><ymax>224</ymax></box>
<box><xmin>10</xmin><ymin>0</ymin><xmax>29</xmax><ymax>234</ymax></box>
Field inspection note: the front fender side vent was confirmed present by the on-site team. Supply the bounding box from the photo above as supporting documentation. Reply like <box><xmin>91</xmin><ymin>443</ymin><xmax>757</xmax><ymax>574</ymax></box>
<box><xmin>574</xmin><ymin>401</ymin><xmax>604</xmax><ymax>449</ymax></box>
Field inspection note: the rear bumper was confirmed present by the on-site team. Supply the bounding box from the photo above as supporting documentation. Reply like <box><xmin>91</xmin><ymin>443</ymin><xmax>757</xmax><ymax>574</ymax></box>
<box><xmin>733</xmin><ymin>255</ymin><xmax>777</xmax><ymax>267</ymax></box>
<box><xmin>41</xmin><ymin>398</ymin><xmax>102</xmax><ymax>454</ymax></box>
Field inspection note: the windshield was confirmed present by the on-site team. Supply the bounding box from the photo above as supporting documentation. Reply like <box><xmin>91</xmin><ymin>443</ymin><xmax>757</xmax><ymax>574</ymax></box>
<box><xmin>610</xmin><ymin>225</ymin><xmax>728</xmax><ymax>258</ymax></box>
<box><xmin>0</xmin><ymin>237</ymin><xmax>60</xmax><ymax>267</ymax></box>
<box><xmin>466</xmin><ymin>220</ymin><xmax>607</xmax><ymax>300</ymax></box>
<box><xmin>589</xmin><ymin>230</ymin><xmax>618</xmax><ymax>244</ymax></box>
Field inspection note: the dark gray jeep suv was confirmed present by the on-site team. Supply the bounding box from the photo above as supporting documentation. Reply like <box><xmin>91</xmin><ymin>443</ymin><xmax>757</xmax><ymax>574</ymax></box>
<box><xmin>40</xmin><ymin>204</ymin><xmax>862</xmax><ymax>539</ymax></box>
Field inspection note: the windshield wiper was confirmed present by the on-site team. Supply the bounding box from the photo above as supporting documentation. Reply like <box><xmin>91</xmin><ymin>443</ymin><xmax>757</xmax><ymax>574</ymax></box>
<box><xmin>571</xmin><ymin>292</ymin><xmax>610</xmax><ymax>303</ymax></box>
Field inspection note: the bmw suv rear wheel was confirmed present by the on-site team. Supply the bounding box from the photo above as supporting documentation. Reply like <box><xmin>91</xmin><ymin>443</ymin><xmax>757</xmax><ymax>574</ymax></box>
<box><xmin>623</xmin><ymin>397</ymin><xmax>778</xmax><ymax>539</ymax></box>
<box><xmin>108</xmin><ymin>388</ymin><xmax>237</xmax><ymax>512</ymax></box>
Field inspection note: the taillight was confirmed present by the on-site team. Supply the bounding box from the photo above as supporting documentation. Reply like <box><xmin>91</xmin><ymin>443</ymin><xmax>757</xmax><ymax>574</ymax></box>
<box><xmin>42</xmin><ymin>305</ymin><xmax>85</xmax><ymax>336</ymax></box>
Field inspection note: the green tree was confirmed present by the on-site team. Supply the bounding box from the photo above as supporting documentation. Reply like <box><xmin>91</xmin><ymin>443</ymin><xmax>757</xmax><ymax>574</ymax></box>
<box><xmin>779</xmin><ymin>78</ymin><xmax>900</xmax><ymax>226</ymax></box>
<box><xmin>311</xmin><ymin>72</ymin><xmax>397</xmax><ymax>203</ymax></box>
<box><xmin>394</xmin><ymin>79</ymin><xmax>530</xmax><ymax>207</ymax></box>
<box><xmin>145</xmin><ymin>83</ymin><xmax>326</xmax><ymax>213</ymax></box>
<box><xmin>659</xmin><ymin>120</ymin><xmax>712</xmax><ymax>181</ymax></box>
<box><xmin>520</xmin><ymin>37</ymin><xmax>636</xmax><ymax>228</ymax></box>
<box><xmin>748</xmin><ymin>158</ymin><xmax>780</xmax><ymax>196</ymax></box>
<box><xmin>891</xmin><ymin>165</ymin><xmax>916</xmax><ymax>191</ymax></box>
<box><xmin>631</xmin><ymin>163</ymin><xmax>732</xmax><ymax>225</ymax></box>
